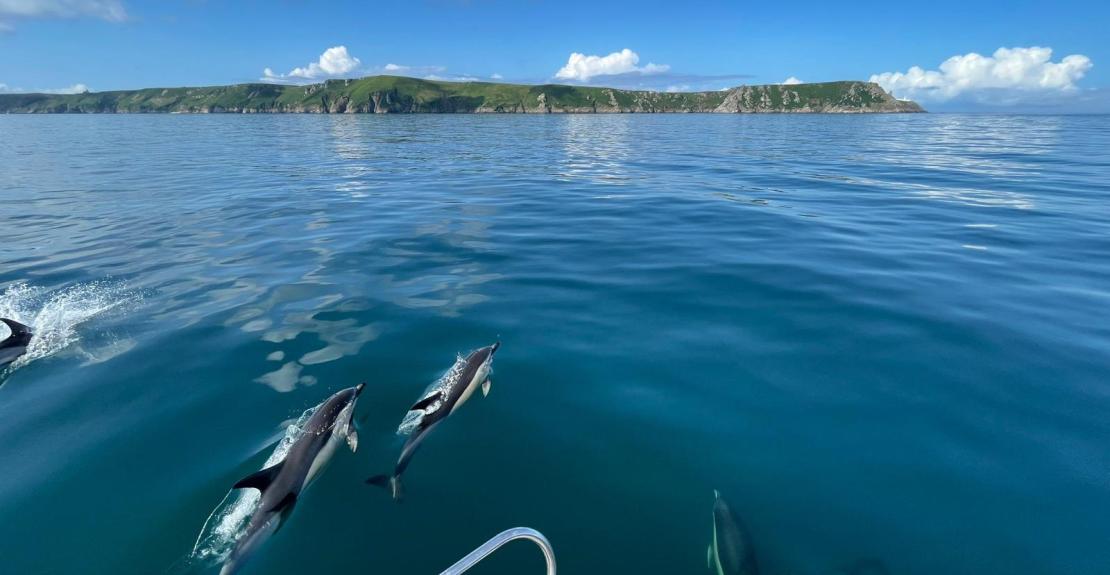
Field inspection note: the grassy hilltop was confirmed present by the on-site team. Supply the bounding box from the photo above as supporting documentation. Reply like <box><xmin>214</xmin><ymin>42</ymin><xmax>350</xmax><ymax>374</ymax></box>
<box><xmin>0</xmin><ymin>75</ymin><xmax>924</xmax><ymax>114</ymax></box>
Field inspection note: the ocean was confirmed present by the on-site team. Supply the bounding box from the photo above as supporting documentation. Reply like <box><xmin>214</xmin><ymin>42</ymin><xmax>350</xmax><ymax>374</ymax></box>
<box><xmin>1</xmin><ymin>113</ymin><xmax>1108</xmax><ymax>575</ymax></box>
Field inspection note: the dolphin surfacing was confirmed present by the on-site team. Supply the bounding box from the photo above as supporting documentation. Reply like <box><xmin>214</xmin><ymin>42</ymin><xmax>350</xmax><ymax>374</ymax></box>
<box><xmin>709</xmin><ymin>490</ymin><xmax>759</xmax><ymax>575</ymax></box>
<box><xmin>0</xmin><ymin>318</ymin><xmax>33</xmax><ymax>368</ymax></box>
<box><xmin>367</xmin><ymin>341</ymin><xmax>499</xmax><ymax>501</ymax></box>
<box><xmin>219</xmin><ymin>383</ymin><xmax>364</xmax><ymax>575</ymax></box>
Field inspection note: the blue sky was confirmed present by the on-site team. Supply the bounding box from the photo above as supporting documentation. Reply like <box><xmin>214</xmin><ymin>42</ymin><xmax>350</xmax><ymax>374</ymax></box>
<box><xmin>0</xmin><ymin>0</ymin><xmax>1107</xmax><ymax>111</ymax></box>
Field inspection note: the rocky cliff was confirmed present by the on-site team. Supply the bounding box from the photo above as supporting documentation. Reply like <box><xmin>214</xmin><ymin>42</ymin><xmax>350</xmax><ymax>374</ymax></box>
<box><xmin>0</xmin><ymin>76</ymin><xmax>923</xmax><ymax>114</ymax></box>
<box><xmin>713</xmin><ymin>82</ymin><xmax>922</xmax><ymax>113</ymax></box>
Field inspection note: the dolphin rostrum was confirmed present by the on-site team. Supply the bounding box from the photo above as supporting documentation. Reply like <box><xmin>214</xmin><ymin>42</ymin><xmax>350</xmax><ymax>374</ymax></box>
<box><xmin>0</xmin><ymin>318</ymin><xmax>33</xmax><ymax>368</ymax></box>
<box><xmin>708</xmin><ymin>490</ymin><xmax>759</xmax><ymax>575</ymax></box>
<box><xmin>367</xmin><ymin>341</ymin><xmax>499</xmax><ymax>500</ymax></box>
<box><xmin>220</xmin><ymin>383</ymin><xmax>365</xmax><ymax>575</ymax></box>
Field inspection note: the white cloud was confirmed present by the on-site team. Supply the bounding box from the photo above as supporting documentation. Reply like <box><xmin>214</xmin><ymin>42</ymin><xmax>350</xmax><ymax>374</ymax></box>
<box><xmin>665</xmin><ymin>84</ymin><xmax>690</xmax><ymax>93</ymax></box>
<box><xmin>0</xmin><ymin>81</ymin><xmax>90</xmax><ymax>93</ymax></box>
<box><xmin>782</xmin><ymin>76</ymin><xmax>803</xmax><ymax>85</ymax></box>
<box><xmin>424</xmin><ymin>74</ymin><xmax>480</xmax><ymax>82</ymax></box>
<box><xmin>870</xmin><ymin>46</ymin><xmax>1093</xmax><ymax>103</ymax></box>
<box><xmin>491</xmin><ymin>73</ymin><xmax>503</xmax><ymax>80</ymax></box>
<box><xmin>0</xmin><ymin>0</ymin><xmax>125</xmax><ymax>29</ymax></box>
<box><xmin>376</xmin><ymin>63</ymin><xmax>448</xmax><ymax>77</ymax></box>
<box><xmin>263</xmin><ymin>46</ymin><xmax>362</xmax><ymax>82</ymax></box>
<box><xmin>554</xmin><ymin>48</ymin><xmax>670</xmax><ymax>82</ymax></box>
<box><xmin>41</xmin><ymin>82</ymin><xmax>89</xmax><ymax>94</ymax></box>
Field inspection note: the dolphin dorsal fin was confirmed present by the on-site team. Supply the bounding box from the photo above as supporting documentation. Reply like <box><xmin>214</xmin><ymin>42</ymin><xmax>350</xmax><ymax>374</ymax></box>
<box><xmin>409</xmin><ymin>392</ymin><xmax>442</xmax><ymax>413</ymax></box>
<box><xmin>0</xmin><ymin>318</ymin><xmax>32</xmax><ymax>343</ymax></box>
<box><xmin>232</xmin><ymin>463</ymin><xmax>283</xmax><ymax>492</ymax></box>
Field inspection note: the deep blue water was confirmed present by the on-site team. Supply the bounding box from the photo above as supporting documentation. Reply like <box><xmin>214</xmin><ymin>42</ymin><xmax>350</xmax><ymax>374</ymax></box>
<box><xmin>1</xmin><ymin>114</ymin><xmax>1108</xmax><ymax>575</ymax></box>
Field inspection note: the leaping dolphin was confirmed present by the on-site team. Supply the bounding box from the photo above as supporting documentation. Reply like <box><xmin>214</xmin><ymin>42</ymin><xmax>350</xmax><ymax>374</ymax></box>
<box><xmin>0</xmin><ymin>318</ymin><xmax>33</xmax><ymax>368</ymax></box>
<box><xmin>219</xmin><ymin>383</ymin><xmax>365</xmax><ymax>575</ymax></box>
<box><xmin>367</xmin><ymin>341</ymin><xmax>499</xmax><ymax>501</ymax></box>
<box><xmin>708</xmin><ymin>490</ymin><xmax>759</xmax><ymax>575</ymax></box>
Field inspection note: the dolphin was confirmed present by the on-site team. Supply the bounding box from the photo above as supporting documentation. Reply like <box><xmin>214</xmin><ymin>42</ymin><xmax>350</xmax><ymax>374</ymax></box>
<box><xmin>366</xmin><ymin>341</ymin><xmax>499</xmax><ymax>500</ymax></box>
<box><xmin>0</xmin><ymin>318</ymin><xmax>33</xmax><ymax>368</ymax></box>
<box><xmin>708</xmin><ymin>490</ymin><xmax>759</xmax><ymax>575</ymax></box>
<box><xmin>220</xmin><ymin>383</ymin><xmax>365</xmax><ymax>575</ymax></box>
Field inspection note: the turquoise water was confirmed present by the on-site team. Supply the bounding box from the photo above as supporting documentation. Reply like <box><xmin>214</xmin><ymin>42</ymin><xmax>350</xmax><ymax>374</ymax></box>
<box><xmin>1</xmin><ymin>114</ymin><xmax>1108</xmax><ymax>575</ymax></box>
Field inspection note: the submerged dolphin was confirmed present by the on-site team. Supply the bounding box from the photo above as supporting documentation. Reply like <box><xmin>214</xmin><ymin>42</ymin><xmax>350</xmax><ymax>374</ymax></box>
<box><xmin>0</xmin><ymin>318</ymin><xmax>33</xmax><ymax>368</ymax></box>
<box><xmin>367</xmin><ymin>341</ymin><xmax>499</xmax><ymax>500</ymax></box>
<box><xmin>709</xmin><ymin>490</ymin><xmax>759</xmax><ymax>575</ymax></box>
<box><xmin>220</xmin><ymin>383</ymin><xmax>365</xmax><ymax>575</ymax></box>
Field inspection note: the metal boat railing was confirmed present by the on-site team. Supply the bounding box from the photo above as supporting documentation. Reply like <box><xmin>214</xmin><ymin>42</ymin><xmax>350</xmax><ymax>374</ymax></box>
<box><xmin>438</xmin><ymin>527</ymin><xmax>556</xmax><ymax>575</ymax></box>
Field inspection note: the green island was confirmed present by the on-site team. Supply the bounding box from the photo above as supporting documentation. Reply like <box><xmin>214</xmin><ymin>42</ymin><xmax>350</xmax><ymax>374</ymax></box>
<box><xmin>0</xmin><ymin>75</ymin><xmax>924</xmax><ymax>114</ymax></box>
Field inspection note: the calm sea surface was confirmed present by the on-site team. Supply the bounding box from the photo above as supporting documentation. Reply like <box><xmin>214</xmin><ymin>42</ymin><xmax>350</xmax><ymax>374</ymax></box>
<box><xmin>1</xmin><ymin>114</ymin><xmax>1108</xmax><ymax>575</ymax></box>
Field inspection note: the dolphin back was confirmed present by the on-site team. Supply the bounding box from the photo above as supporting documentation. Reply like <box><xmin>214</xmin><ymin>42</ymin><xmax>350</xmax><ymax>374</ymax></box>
<box><xmin>304</xmin><ymin>384</ymin><xmax>361</xmax><ymax>435</ymax></box>
<box><xmin>713</xmin><ymin>492</ymin><xmax>759</xmax><ymax>575</ymax></box>
<box><xmin>397</xmin><ymin>355</ymin><xmax>468</xmax><ymax>434</ymax></box>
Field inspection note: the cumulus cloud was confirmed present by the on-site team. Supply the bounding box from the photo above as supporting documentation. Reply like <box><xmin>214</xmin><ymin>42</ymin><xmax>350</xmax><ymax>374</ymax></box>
<box><xmin>0</xmin><ymin>0</ymin><xmax>125</xmax><ymax>29</ymax></box>
<box><xmin>554</xmin><ymin>48</ymin><xmax>670</xmax><ymax>82</ymax></box>
<box><xmin>870</xmin><ymin>46</ymin><xmax>1093</xmax><ymax>103</ymax></box>
<box><xmin>490</xmin><ymin>73</ymin><xmax>503</xmax><ymax>80</ymax></box>
<box><xmin>782</xmin><ymin>76</ymin><xmax>803</xmax><ymax>85</ymax></box>
<box><xmin>0</xmin><ymin>81</ymin><xmax>90</xmax><ymax>93</ymax></box>
<box><xmin>263</xmin><ymin>46</ymin><xmax>362</xmax><ymax>82</ymax></box>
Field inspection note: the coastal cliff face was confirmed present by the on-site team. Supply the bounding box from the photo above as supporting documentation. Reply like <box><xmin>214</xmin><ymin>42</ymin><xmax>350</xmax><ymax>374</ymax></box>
<box><xmin>713</xmin><ymin>82</ymin><xmax>923</xmax><ymax>113</ymax></box>
<box><xmin>0</xmin><ymin>76</ymin><xmax>923</xmax><ymax>114</ymax></box>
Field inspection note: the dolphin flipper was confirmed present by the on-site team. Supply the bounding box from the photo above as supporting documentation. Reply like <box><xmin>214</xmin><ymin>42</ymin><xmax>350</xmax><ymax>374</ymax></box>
<box><xmin>707</xmin><ymin>545</ymin><xmax>712</xmax><ymax>570</ymax></box>
<box><xmin>233</xmin><ymin>463</ymin><xmax>283</xmax><ymax>492</ymax></box>
<box><xmin>346</xmin><ymin>427</ymin><xmax>359</xmax><ymax>452</ymax></box>
<box><xmin>481</xmin><ymin>378</ymin><xmax>491</xmax><ymax>397</ymax></box>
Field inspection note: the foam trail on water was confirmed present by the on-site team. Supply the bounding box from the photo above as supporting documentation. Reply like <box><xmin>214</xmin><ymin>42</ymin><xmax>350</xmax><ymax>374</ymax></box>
<box><xmin>189</xmin><ymin>406</ymin><xmax>318</xmax><ymax>565</ymax></box>
<box><xmin>0</xmin><ymin>281</ymin><xmax>137</xmax><ymax>373</ymax></box>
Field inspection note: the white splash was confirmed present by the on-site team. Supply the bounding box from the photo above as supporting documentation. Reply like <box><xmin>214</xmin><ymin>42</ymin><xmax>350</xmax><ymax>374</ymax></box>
<box><xmin>397</xmin><ymin>353</ymin><xmax>467</xmax><ymax>435</ymax></box>
<box><xmin>190</xmin><ymin>406</ymin><xmax>318</xmax><ymax>564</ymax></box>
<box><xmin>0</xmin><ymin>281</ymin><xmax>137</xmax><ymax>372</ymax></box>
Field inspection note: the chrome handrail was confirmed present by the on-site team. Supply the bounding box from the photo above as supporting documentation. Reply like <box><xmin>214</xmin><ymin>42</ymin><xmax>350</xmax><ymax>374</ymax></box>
<box><xmin>439</xmin><ymin>527</ymin><xmax>556</xmax><ymax>575</ymax></box>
